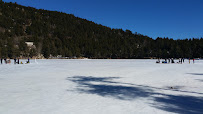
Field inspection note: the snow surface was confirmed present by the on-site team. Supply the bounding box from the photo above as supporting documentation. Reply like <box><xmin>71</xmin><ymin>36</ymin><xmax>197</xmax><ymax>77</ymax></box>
<box><xmin>0</xmin><ymin>59</ymin><xmax>203</xmax><ymax>114</ymax></box>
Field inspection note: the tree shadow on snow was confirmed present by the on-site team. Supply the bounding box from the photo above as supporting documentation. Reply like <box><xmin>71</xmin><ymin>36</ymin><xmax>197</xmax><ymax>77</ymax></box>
<box><xmin>152</xmin><ymin>94</ymin><xmax>203</xmax><ymax>114</ymax></box>
<box><xmin>187</xmin><ymin>73</ymin><xmax>203</xmax><ymax>76</ymax></box>
<box><xmin>67</xmin><ymin>76</ymin><xmax>203</xmax><ymax>114</ymax></box>
<box><xmin>67</xmin><ymin>76</ymin><xmax>153</xmax><ymax>100</ymax></box>
<box><xmin>196</xmin><ymin>79</ymin><xmax>203</xmax><ymax>82</ymax></box>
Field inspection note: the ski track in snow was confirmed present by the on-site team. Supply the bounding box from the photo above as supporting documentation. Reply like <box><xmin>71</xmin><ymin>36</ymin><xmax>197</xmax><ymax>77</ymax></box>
<box><xmin>0</xmin><ymin>59</ymin><xmax>203</xmax><ymax>114</ymax></box>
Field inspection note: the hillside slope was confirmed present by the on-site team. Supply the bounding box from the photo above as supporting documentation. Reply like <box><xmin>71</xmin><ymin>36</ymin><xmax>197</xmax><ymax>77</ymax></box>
<box><xmin>0</xmin><ymin>1</ymin><xmax>202</xmax><ymax>58</ymax></box>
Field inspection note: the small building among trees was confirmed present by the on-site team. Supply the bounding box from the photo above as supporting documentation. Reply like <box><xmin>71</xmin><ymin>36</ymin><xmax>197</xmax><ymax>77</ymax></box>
<box><xmin>25</xmin><ymin>42</ymin><xmax>34</xmax><ymax>47</ymax></box>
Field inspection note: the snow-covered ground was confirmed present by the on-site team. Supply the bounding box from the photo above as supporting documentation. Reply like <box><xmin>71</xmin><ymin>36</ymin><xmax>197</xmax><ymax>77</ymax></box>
<box><xmin>0</xmin><ymin>59</ymin><xmax>203</xmax><ymax>114</ymax></box>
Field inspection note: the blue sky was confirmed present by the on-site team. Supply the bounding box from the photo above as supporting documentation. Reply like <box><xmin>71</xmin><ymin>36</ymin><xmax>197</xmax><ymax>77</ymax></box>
<box><xmin>3</xmin><ymin>0</ymin><xmax>203</xmax><ymax>39</ymax></box>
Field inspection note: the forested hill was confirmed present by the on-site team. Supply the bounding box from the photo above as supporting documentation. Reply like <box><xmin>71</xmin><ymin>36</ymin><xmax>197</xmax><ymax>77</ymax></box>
<box><xmin>0</xmin><ymin>1</ymin><xmax>202</xmax><ymax>59</ymax></box>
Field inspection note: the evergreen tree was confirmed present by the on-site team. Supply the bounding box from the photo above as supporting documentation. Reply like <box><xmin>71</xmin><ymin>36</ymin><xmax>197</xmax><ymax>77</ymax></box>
<box><xmin>0</xmin><ymin>1</ymin><xmax>202</xmax><ymax>59</ymax></box>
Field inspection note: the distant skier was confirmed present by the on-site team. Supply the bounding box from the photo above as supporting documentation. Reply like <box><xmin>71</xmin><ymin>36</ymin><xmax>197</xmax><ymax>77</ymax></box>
<box><xmin>183</xmin><ymin>58</ymin><xmax>184</xmax><ymax>63</ymax></box>
<box><xmin>193</xmin><ymin>58</ymin><xmax>195</xmax><ymax>64</ymax></box>
<box><xmin>189</xmin><ymin>58</ymin><xmax>190</xmax><ymax>64</ymax></box>
<box><xmin>0</xmin><ymin>58</ymin><xmax>2</xmax><ymax>64</ymax></box>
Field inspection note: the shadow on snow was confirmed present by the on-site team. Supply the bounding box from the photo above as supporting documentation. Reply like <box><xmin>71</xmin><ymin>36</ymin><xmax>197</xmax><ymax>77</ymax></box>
<box><xmin>152</xmin><ymin>94</ymin><xmax>203</xmax><ymax>114</ymax></box>
<box><xmin>67</xmin><ymin>76</ymin><xmax>203</xmax><ymax>114</ymax></box>
<box><xmin>68</xmin><ymin>76</ymin><xmax>153</xmax><ymax>100</ymax></box>
<box><xmin>196</xmin><ymin>79</ymin><xmax>203</xmax><ymax>82</ymax></box>
<box><xmin>187</xmin><ymin>73</ymin><xmax>203</xmax><ymax>76</ymax></box>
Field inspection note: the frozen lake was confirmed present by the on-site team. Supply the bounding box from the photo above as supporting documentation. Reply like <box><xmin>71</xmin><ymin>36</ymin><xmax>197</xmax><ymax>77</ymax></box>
<box><xmin>0</xmin><ymin>59</ymin><xmax>203</xmax><ymax>114</ymax></box>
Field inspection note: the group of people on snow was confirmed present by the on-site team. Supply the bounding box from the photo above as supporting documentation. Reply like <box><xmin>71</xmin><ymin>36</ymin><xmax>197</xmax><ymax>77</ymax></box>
<box><xmin>0</xmin><ymin>58</ymin><xmax>30</xmax><ymax>64</ymax></box>
<box><xmin>156</xmin><ymin>58</ymin><xmax>195</xmax><ymax>64</ymax></box>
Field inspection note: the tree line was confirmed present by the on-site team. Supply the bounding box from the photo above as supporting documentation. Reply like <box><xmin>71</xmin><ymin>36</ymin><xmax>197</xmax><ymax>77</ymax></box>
<box><xmin>0</xmin><ymin>0</ymin><xmax>202</xmax><ymax>59</ymax></box>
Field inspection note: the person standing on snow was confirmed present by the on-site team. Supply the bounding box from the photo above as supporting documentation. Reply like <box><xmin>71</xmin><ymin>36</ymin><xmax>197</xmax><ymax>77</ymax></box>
<box><xmin>14</xmin><ymin>58</ymin><xmax>16</xmax><ymax>64</ymax></box>
<box><xmin>4</xmin><ymin>58</ymin><xmax>7</xmax><ymax>64</ymax></box>
<box><xmin>17</xmin><ymin>58</ymin><xmax>19</xmax><ymax>64</ymax></box>
<box><xmin>27</xmin><ymin>58</ymin><xmax>30</xmax><ymax>63</ymax></box>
